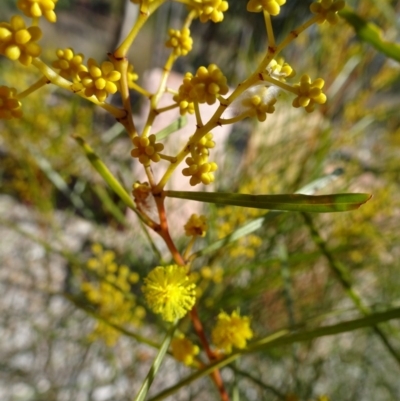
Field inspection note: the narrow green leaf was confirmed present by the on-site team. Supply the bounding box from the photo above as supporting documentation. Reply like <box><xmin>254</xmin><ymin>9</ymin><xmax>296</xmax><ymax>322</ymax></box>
<box><xmin>155</xmin><ymin>116</ymin><xmax>187</xmax><ymax>141</ymax></box>
<box><xmin>73</xmin><ymin>136</ymin><xmax>137</xmax><ymax>213</ymax></box>
<box><xmin>165</xmin><ymin>191</ymin><xmax>371</xmax><ymax>213</ymax></box>
<box><xmin>134</xmin><ymin>322</ymin><xmax>178</xmax><ymax>401</ymax></box>
<box><xmin>193</xmin><ymin>171</ymin><xmax>345</xmax><ymax>258</ymax></box>
<box><xmin>340</xmin><ymin>7</ymin><xmax>400</xmax><ymax>62</ymax></box>
<box><xmin>148</xmin><ymin>307</ymin><xmax>400</xmax><ymax>401</ymax></box>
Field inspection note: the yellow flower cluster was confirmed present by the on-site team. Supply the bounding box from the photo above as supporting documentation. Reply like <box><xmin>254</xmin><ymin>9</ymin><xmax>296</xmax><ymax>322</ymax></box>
<box><xmin>52</xmin><ymin>48</ymin><xmax>87</xmax><ymax>82</ymax></box>
<box><xmin>130</xmin><ymin>134</ymin><xmax>164</xmax><ymax>166</ymax></box>
<box><xmin>182</xmin><ymin>133</ymin><xmax>218</xmax><ymax>186</ymax></box>
<box><xmin>0</xmin><ymin>86</ymin><xmax>23</xmax><ymax>119</ymax></box>
<box><xmin>310</xmin><ymin>0</ymin><xmax>345</xmax><ymax>25</ymax></box>
<box><xmin>184</xmin><ymin>214</ymin><xmax>208</xmax><ymax>237</ymax></box>
<box><xmin>0</xmin><ymin>15</ymin><xmax>42</xmax><ymax>66</ymax></box>
<box><xmin>247</xmin><ymin>0</ymin><xmax>286</xmax><ymax>15</ymax></box>
<box><xmin>241</xmin><ymin>85</ymin><xmax>277</xmax><ymax>122</ymax></box>
<box><xmin>211</xmin><ymin>310</ymin><xmax>253</xmax><ymax>354</ymax></box>
<box><xmin>142</xmin><ymin>265</ymin><xmax>196</xmax><ymax>322</ymax></box>
<box><xmin>292</xmin><ymin>74</ymin><xmax>327</xmax><ymax>113</ymax></box>
<box><xmin>165</xmin><ymin>28</ymin><xmax>193</xmax><ymax>57</ymax></box>
<box><xmin>200</xmin><ymin>265</ymin><xmax>223</xmax><ymax>283</ymax></box>
<box><xmin>267</xmin><ymin>59</ymin><xmax>295</xmax><ymax>81</ymax></box>
<box><xmin>82</xmin><ymin>244</ymin><xmax>144</xmax><ymax>346</ymax></box>
<box><xmin>171</xmin><ymin>333</ymin><xmax>200</xmax><ymax>366</ymax></box>
<box><xmin>174</xmin><ymin>64</ymin><xmax>228</xmax><ymax>111</ymax></box>
<box><xmin>192</xmin><ymin>64</ymin><xmax>229</xmax><ymax>105</ymax></box>
<box><xmin>173</xmin><ymin>72</ymin><xmax>196</xmax><ymax>115</ymax></box>
<box><xmin>17</xmin><ymin>0</ymin><xmax>58</xmax><ymax>23</ymax></box>
<box><xmin>192</xmin><ymin>0</ymin><xmax>229</xmax><ymax>23</ymax></box>
<box><xmin>74</xmin><ymin>58</ymin><xmax>121</xmax><ymax>102</ymax></box>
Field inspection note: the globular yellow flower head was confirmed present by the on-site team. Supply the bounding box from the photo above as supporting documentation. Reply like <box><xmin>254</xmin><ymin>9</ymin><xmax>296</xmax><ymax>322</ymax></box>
<box><xmin>190</xmin><ymin>64</ymin><xmax>229</xmax><ymax>105</ymax></box>
<box><xmin>192</xmin><ymin>0</ymin><xmax>229</xmax><ymax>23</ymax></box>
<box><xmin>171</xmin><ymin>333</ymin><xmax>200</xmax><ymax>366</ymax></box>
<box><xmin>17</xmin><ymin>0</ymin><xmax>58</xmax><ymax>23</ymax></box>
<box><xmin>52</xmin><ymin>48</ymin><xmax>87</xmax><ymax>82</ymax></box>
<box><xmin>0</xmin><ymin>86</ymin><xmax>23</xmax><ymax>119</ymax></box>
<box><xmin>184</xmin><ymin>214</ymin><xmax>208</xmax><ymax>237</ymax></box>
<box><xmin>142</xmin><ymin>265</ymin><xmax>196</xmax><ymax>322</ymax></box>
<box><xmin>0</xmin><ymin>15</ymin><xmax>42</xmax><ymax>66</ymax></box>
<box><xmin>211</xmin><ymin>310</ymin><xmax>253</xmax><ymax>354</ymax></box>
<box><xmin>165</xmin><ymin>28</ymin><xmax>193</xmax><ymax>57</ymax></box>
<box><xmin>292</xmin><ymin>74</ymin><xmax>327</xmax><ymax>113</ymax></box>
<box><xmin>173</xmin><ymin>72</ymin><xmax>195</xmax><ymax>115</ymax></box>
<box><xmin>310</xmin><ymin>0</ymin><xmax>345</xmax><ymax>25</ymax></box>
<box><xmin>247</xmin><ymin>0</ymin><xmax>286</xmax><ymax>16</ymax></box>
<box><xmin>131</xmin><ymin>134</ymin><xmax>164</xmax><ymax>166</ymax></box>
<box><xmin>76</xmin><ymin>58</ymin><xmax>121</xmax><ymax>102</ymax></box>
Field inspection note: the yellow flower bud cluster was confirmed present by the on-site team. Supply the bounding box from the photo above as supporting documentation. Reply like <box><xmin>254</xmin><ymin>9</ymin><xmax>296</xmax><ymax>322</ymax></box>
<box><xmin>292</xmin><ymin>74</ymin><xmax>327</xmax><ymax>113</ymax></box>
<box><xmin>82</xmin><ymin>244</ymin><xmax>144</xmax><ymax>346</ymax></box>
<box><xmin>173</xmin><ymin>72</ymin><xmax>196</xmax><ymax>115</ymax></box>
<box><xmin>191</xmin><ymin>64</ymin><xmax>229</xmax><ymax>105</ymax></box>
<box><xmin>267</xmin><ymin>59</ymin><xmax>296</xmax><ymax>81</ymax></box>
<box><xmin>165</xmin><ymin>28</ymin><xmax>193</xmax><ymax>57</ymax></box>
<box><xmin>17</xmin><ymin>0</ymin><xmax>58</xmax><ymax>23</ymax></box>
<box><xmin>171</xmin><ymin>333</ymin><xmax>200</xmax><ymax>366</ymax></box>
<box><xmin>142</xmin><ymin>265</ymin><xmax>196</xmax><ymax>322</ymax></box>
<box><xmin>182</xmin><ymin>132</ymin><xmax>218</xmax><ymax>186</ymax></box>
<box><xmin>192</xmin><ymin>0</ymin><xmax>229</xmax><ymax>23</ymax></box>
<box><xmin>211</xmin><ymin>310</ymin><xmax>253</xmax><ymax>354</ymax></box>
<box><xmin>0</xmin><ymin>86</ymin><xmax>23</xmax><ymax>119</ymax></box>
<box><xmin>0</xmin><ymin>15</ymin><xmax>42</xmax><ymax>66</ymax></box>
<box><xmin>241</xmin><ymin>85</ymin><xmax>277</xmax><ymax>122</ymax></box>
<box><xmin>174</xmin><ymin>64</ymin><xmax>228</xmax><ymax>111</ymax></box>
<box><xmin>184</xmin><ymin>214</ymin><xmax>208</xmax><ymax>237</ymax></box>
<box><xmin>130</xmin><ymin>134</ymin><xmax>164</xmax><ymax>166</ymax></box>
<box><xmin>247</xmin><ymin>0</ymin><xmax>286</xmax><ymax>16</ymax></box>
<box><xmin>310</xmin><ymin>0</ymin><xmax>345</xmax><ymax>25</ymax></box>
<box><xmin>74</xmin><ymin>58</ymin><xmax>121</xmax><ymax>102</ymax></box>
<box><xmin>52</xmin><ymin>48</ymin><xmax>87</xmax><ymax>82</ymax></box>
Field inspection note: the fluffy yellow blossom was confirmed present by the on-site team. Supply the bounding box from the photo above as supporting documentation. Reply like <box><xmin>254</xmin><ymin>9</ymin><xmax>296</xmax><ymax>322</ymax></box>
<box><xmin>76</xmin><ymin>58</ymin><xmax>121</xmax><ymax>102</ymax></box>
<box><xmin>17</xmin><ymin>0</ymin><xmax>58</xmax><ymax>23</ymax></box>
<box><xmin>171</xmin><ymin>334</ymin><xmax>200</xmax><ymax>366</ymax></box>
<box><xmin>0</xmin><ymin>86</ymin><xmax>23</xmax><ymax>119</ymax></box>
<box><xmin>0</xmin><ymin>15</ymin><xmax>42</xmax><ymax>66</ymax></box>
<box><xmin>192</xmin><ymin>0</ymin><xmax>229</xmax><ymax>23</ymax></box>
<box><xmin>52</xmin><ymin>48</ymin><xmax>87</xmax><ymax>82</ymax></box>
<box><xmin>247</xmin><ymin>0</ymin><xmax>286</xmax><ymax>16</ymax></box>
<box><xmin>310</xmin><ymin>0</ymin><xmax>345</xmax><ymax>25</ymax></box>
<box><xmin>130</xmin><ymin>134</ymin><xmax>164</xmax><ymax>166</ymax></box>
<box><xmin>211</xmin><ymin>310</ymin><xmax>253</xmax><ymax>354</ymax></box>
<box><xmin>184</xmin><ymin>214</ymin><xmax>208</xmax><ymax>237</ymax></box>
<box><xmin>142</xmin><ymin>265</ymin><xmax>196</xmax><ymax>322</ymax></box>
<box><xmin>190</xmin><ymin>64</ymin><xmax>229</xmax><ymax>105</ymax></box>
<box><xmin>165</xmin><ymin>28</ymin><xmax>193</xmax><ymax>57</ymax></box>
<box><xmin>292</xmin><ymin>74</ymin><xmax>327</xmax><ymax>113</ymax></box>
